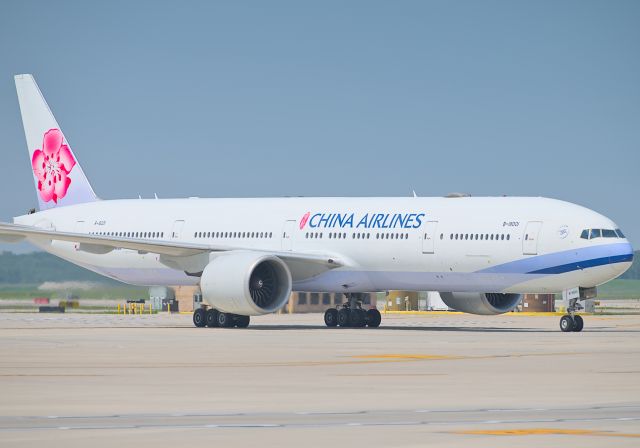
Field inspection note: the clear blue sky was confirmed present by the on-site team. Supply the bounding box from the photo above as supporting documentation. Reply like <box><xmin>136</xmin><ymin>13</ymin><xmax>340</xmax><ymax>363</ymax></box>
<box><xmin>1</xmin><ymin>0</ymin><xmax>638</xmax><ymax>251</ymax></box>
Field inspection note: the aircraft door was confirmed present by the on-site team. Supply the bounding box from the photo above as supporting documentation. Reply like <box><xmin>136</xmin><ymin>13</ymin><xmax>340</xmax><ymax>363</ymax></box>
<box><xmin>421</xmin><ymin>221</ymin><xmax>439</xmax><ymax>254</ymax></box>
<box><xmin>281</xmin><ymin>220</ymin><xmax>296</xmax><ymax>251</ymax></box>
<box><xmin>74</xmin><ymin>220</ymin><xmax>86</xmax><ymax>234</ymax></box>
<box><xmin>523</xmin><ymin>221</ymin><xmax>543</xmax><ymax>255</ymax></box>
<box><xmin>171</xmin><ymin>220</ymin><xmax>185</xmax><ymax>239</ymax></box>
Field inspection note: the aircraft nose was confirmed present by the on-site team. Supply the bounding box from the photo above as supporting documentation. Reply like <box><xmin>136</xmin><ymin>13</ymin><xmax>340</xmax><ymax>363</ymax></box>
<box><xmin>610</xmin><ymin>239</ymin><xmax>634</xmax><ymax>278</ymax></box>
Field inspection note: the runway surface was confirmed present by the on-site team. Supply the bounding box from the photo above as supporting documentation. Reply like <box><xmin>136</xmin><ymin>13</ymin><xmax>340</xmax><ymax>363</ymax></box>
<box><xmin>1</xmin><ymin>312</ymin><xmax>639</xmax><ymax>447</ymax></box>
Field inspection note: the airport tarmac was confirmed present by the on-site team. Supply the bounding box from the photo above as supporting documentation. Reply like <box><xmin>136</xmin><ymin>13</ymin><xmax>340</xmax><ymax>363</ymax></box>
<box><xmin>1</xmin><ymin>312</ymin><xmax>639</xmax><ymax>447</ymax></box>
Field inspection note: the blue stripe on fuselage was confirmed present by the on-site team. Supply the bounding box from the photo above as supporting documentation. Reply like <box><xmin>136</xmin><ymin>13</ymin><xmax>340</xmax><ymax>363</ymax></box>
<box><xmin>478</xmin><ymin>242</ymin><xmax>633</xmax><ymax>275</ymax></box>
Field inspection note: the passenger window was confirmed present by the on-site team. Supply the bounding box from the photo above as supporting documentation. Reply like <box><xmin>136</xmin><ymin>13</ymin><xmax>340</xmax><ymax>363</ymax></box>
<box><xmin>589</xmin><ymin>229</ymin><xmax>601</xmax><ymax>239</ymax></box>
<box><xmin>507</xmin><ymin>234</ymin><xmax>510</xmax><ymax>240</ymax></box>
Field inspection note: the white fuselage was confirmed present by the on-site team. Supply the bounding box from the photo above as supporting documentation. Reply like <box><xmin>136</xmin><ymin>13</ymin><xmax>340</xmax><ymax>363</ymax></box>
<box><xmin>14</xmin><ymin>196</ymin><xmax>633</xmax><ymax>294</ymax></box>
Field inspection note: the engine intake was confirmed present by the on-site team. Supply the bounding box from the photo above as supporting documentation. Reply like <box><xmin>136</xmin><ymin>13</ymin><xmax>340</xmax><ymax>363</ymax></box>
<box><xmin>200</xmin><ymin>251</ymin><xmax>292</xmax><ymax>315</ymax></box>
<box><xmin>440</xmin><ymin>292</ymin><xmax>522</xmax><ymax>315</ymax></box>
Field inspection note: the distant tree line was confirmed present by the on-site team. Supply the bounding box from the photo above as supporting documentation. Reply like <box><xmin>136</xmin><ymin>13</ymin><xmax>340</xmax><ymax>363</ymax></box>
<box><xmin>0</xmin><ymin>251</ymin><xmax>120</xmax><ymax>284</ymax></box>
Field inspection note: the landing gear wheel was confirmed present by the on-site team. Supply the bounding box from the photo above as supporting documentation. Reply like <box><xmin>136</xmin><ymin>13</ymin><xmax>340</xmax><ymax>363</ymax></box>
<box><xmin>337</xmin><ymin>308</ymin><xmax>351</xmax><ymax>327</ymax></box>
<box><xmin>206</xmin><ymin>309</ymin><xmax>219</xmax><ymax>327</ymax></box>
<box><xmin>572</xmin><ymin>315</ymin><xmax>584</xmax><ymax>332</ymax></box>
<box><xmin>560</xmin><ymin>315</ymin><xmax>575</xmax><ymax>332</ymax></box>
<box><xmin>217</xmin><ymin>312</ymin><xmax>234</xmax><ymax>328</ymax></box>
<box><xmin>366</xmin><ymin>309</ymin><xmax>382</xmax><ymax>328</ymax></box>
<box><xmin>324</xmin><ymin>308</ymin><xmax>338</xmax><ymax>327</ymax></box>
<box><xmin>350</xmin><ymin>309</ymin><xmax>366</xmax><ymax>327</ymax></box>
<box><xmin>235</xmin><ymin>315</ymin><xmax>250</xmax><ymax>328</ymax></box>
<box><xmin>193</xmin><ymin>308</ymin><xmax>206</xmax><ymax>328</ymax></box>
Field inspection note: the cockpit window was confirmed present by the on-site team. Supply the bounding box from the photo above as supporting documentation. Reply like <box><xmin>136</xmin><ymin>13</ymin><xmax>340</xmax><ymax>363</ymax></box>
<box><xmin>582</xmin><ymin>228</ymin><xmax>624</xmax><ymax>240</ymax></box>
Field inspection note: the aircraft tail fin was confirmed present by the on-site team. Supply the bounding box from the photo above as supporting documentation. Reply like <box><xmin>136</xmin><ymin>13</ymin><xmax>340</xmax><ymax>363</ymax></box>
<box><xmin>14</xmin><ymin>74</ymin><xmax>98</xmax><ymax>211</ymax></box>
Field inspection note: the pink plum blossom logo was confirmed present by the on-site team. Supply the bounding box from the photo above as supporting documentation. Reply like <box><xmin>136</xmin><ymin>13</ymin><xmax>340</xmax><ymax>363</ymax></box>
<box><xmin>31</xmin><ymin>129</ymin><xmax>76</xmax><ymax>203</ymax></box>
<box><xmin>299</xmin><ymin>212</ymin><xmax>310</xmax><ymax>229</ymax></box>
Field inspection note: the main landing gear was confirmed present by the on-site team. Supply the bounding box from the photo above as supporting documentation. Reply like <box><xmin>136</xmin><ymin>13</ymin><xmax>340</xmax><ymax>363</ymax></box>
<box><xmin>193</xmin><ymin>307</ymin><xmax>250</xmax><ymax>328</ymax></box>
<box><xmin>324</xmin><ymin>293</ymin><xmax>381</xmax><ymax>328</ymax></box>
<box><xmin>559</xmin><ymin>297</ymin><xmax>584</xmax><ymax>332</ymax></box>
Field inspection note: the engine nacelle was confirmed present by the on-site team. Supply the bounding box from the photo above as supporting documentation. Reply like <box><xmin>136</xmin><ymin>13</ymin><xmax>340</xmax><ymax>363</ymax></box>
<box><xmin>440</xmin><ymin>292</ymin><xmax>522</xmax><ymax>315</ymax></box>
<box><xmin>200</xmin><ymin>251</ymin><xmax>292</xmax><ymax>315</ymax></box>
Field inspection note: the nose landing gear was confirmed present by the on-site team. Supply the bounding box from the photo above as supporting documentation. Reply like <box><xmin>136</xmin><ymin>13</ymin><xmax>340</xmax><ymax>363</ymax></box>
<box><xmin>560</xmin><ymin>298</ymin><xmax>584</xmax><ymax>332</ymax></box>
<box><xmin>324</xmin><ymin>293</ymin><xmax>381</xmax><ymax>328</ymax></box>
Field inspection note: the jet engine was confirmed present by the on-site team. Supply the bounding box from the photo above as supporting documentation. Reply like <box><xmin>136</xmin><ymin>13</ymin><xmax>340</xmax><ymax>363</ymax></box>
<box><xmin>199</xmin><ymin>251</ymin><xmax>292</xmax><ymax>315</ymax></box>
<box><xmin>439</xmin><ymin>292</ymin><xmax>522</xmax><ymax>315</ymax></box>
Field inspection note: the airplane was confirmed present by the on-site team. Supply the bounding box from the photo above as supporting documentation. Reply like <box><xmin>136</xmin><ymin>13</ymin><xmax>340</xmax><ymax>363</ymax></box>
<box><xmin>0</xmin><ymin>74</ymin><xmax>633</xmax><ymax>332</ymax></box>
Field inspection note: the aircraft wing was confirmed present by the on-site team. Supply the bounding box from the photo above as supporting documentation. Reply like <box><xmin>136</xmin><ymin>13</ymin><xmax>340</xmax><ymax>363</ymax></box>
<box><xmin>0</xmin><ymin>222</ymin><xmax>343</xmax><ymax>278</ymax></box>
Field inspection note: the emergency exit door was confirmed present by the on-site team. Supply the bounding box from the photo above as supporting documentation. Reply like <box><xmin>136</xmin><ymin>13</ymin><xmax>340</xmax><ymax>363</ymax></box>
<box><xmin>421</xmin><ymin>221</ymin><xmax>439</xmax><ymax>254</ymax></box>
<box><xmin>282</xmin><ymin>220</ymin><xmax>296</xmax><ymax>251</ymax></box>
<box><xmin>171</xmin><ymin>220</ymin><xmax>185</xmax><ymax>239</ymax></box>
<box><xmin>522</xmin><ymin>221</ymin><xmax>543</xmax><ymax>255</ymax></box>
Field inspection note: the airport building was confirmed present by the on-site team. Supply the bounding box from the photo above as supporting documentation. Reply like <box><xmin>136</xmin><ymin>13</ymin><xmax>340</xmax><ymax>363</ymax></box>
<box><xmin>153</xmin><ymin>286</ymin><xmax>559</xmax><ymax>314</ymax></box>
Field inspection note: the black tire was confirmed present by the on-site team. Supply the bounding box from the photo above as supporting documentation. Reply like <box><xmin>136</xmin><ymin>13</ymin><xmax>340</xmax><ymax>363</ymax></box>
<box><xmin>324</xmin><ymin>308</ymin><xmax>338</xmax><ymax>327</ymax></box>
<box><xmin>560</xmin><ymin>315</ymin><xmax>575</xmax><ymax>332</ymax></box>
<box><xmin>337</xmin><ymin>308</ymin><xmax>351</xmax><ymax>327</ymax></box>
<box><xmin>572</xmin><ymin>315</ymin><xmax>584</xmax><ymax>332</ymax></box>
<box><xmin>235</xmin><ymin>315</ymin><xmax>250</xmax><ymax>328</ymax></box>
<box><xmin>217</xmin><ymin>312</ymin><xmax>234</xmax><ymax>328</ymax></box>
<box><xmin>193</xmin><ymin>308</ymin><xmax>206</xmax><ymax>328</ymax></box>
<box><xmin>206</xmin><ymin>309</ymin><xmax>219</xmax><ymax>327</ymax></box>
<box><xmin>350</xmin><ymin>309</ymin><xmax>366</xmax><ymax>327</ymax></box>
<box><xmin>366</xmin><ymin>309</ymin><xmax>382</xmax><ymax>328</ymax></box>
